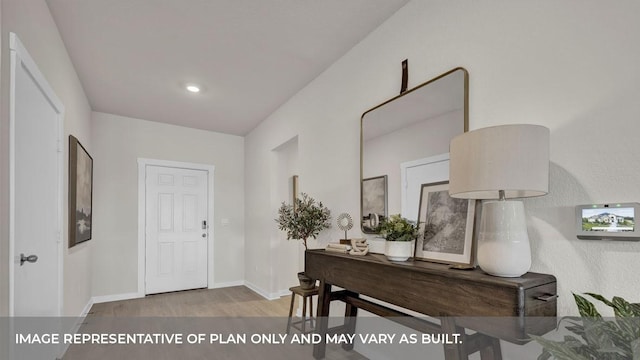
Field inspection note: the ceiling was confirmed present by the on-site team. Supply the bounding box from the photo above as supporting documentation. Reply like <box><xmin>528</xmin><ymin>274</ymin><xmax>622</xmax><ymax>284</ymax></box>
<box><xmin>46</xmin><ymin>0</ymin><xmax>410</xmax><ymax>135</ymax></box>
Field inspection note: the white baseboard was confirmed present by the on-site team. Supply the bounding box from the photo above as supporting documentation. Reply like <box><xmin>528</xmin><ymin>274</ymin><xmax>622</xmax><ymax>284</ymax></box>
<box><xmin>92</xmin><ymin>292</ymin><xmax>143</xmax><ymax>304</ymax></box>
<box><xmin>79</xmin><ymin>297</ymin><xmax>95</xmax><ymax>317</ymax></box>
<box><xmin>210</xmin><ymin>280</ymin><xmax>245</xmax><ymax>289</ymax></box>
<box><xmin>59</xmin><ymin>297</ymin><xmax>95</xmax><ymax>359</ymax></box>
<box><xmin>216</xmin><ymin>281</ymin><xmax>291</xmax><ymax>301</ymax></box>
<box><xmin>244</xmin><ymin>281</ymin><xmax>281</xmax><ymax>300</ymax></box>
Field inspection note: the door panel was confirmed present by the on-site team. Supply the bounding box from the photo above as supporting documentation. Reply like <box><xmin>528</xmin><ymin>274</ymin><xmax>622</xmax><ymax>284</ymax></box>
<box><xmin>401</xmin><ymin>154</ymin><xmax>450</xmax><ymax>222</ymax></box>
<box><xmin>183</xmin><ymin>195</ymin><xmax>197</xmax><ymax>230</ymax></box>
<box><xmin>145</xmin><ymin>166</ymin><xmax>208</xmax><ymax>294</ymax></box>
<box><xmin>11</xmin><ymin>36</ymin><xmax>62</xmax><ymax>317</ymax></box>
<box><xmin>158</xmin><ymin>193</ymin><xmax>174</xmax><ymax>231</ymax></box>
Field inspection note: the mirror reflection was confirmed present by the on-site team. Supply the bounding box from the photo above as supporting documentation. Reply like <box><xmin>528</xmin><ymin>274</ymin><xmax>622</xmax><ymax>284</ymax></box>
<box><xmin>361</xmin><ymin>68</ymin><xmax>468</xmax><ymax>233</ymax></box>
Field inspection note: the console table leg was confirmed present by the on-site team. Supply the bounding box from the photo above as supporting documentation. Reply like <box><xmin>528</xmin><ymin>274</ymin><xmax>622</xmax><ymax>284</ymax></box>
<box><xmin>342</xmin><ymin>293</ymin><xmax>359</xmax><ymax>351</ymax></box>
<box><xmin>313</xmin><ymin>281</ymin><xmax>332</xmax><ymax>359</ymax></box>
<box><xmin>441</xmin><ymin>318</ymin><xmax>467</xmax><ymax>360</ymax></box>
<box><xmin>480</xmin><ymin>337</ymin><xmax>502</xmax><ymax>360</ymax></box>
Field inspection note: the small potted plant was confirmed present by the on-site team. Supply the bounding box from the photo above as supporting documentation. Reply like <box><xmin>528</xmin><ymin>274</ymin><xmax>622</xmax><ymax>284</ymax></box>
<box><xmin>379</xmin><ymin>214</ymin><xmax>419</xmax><ymax>261</ymax></box>
<box><xmin>276</xmin><ymin>193</ymin><xmax>331</xmax><ymax>289</ymax></box>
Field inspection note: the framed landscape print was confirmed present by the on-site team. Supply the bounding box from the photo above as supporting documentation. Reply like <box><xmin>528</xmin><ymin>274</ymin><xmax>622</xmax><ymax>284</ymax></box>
<box><xmin>69</xmin><ymin>135</ymin><xmax>93</xmax><ymax>248</ymax></box>
<box><xmin>415</xmin><ymin>181</ymin><xmax>476</xmax><ymax>267</ymax></box>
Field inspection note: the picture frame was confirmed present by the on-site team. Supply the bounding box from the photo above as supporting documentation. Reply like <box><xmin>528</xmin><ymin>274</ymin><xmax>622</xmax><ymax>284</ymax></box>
<box><xmin>292</xmin><ymin>175</ymin><xmax>299</xmax><ymax>211</ymax></box>
<box><xmin>69</xmin><ymin>135</ymin><xmax>93</xmax><ymax>248</ymax></box>
<box><xmin>415</xmin><ymin>181</ymin><xmax>476</xmax><ymax>267</ymax></box>
<box><xmin>361</xmin><ymin>175</ymin><xmax>387</xmax><ymax>233</ymax></box>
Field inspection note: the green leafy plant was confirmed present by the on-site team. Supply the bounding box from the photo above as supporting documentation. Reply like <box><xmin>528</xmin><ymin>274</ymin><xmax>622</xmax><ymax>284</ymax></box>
<box><xmin>276</xmin><ymin>193</ymin><xmax>331</xmax><ymax>250</ymax></box>
<box><xmin>378</xmin><ymin>214</ymin><xmax>419</xmax><ymax>242</ymax></box>
<box><xmin>531</xmin><ymin>293</ymin><xmax>640</xmax><ymax>360</ymax></box>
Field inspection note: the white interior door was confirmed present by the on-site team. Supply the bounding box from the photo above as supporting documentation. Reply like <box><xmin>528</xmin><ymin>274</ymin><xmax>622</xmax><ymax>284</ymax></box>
<box><xmin>9</xmin><ymin>33</ymin><xmax>64</xmax><ymax>316</ymax></box>
<box><xmin>145</xmin><ymin>166</ymin><xmax>208</xmax><ymax>294</ymax></box>
<box><xmin>400</xmin><ymin>153</ymin><xmax>449</xmax><ymax>223</ymax></box>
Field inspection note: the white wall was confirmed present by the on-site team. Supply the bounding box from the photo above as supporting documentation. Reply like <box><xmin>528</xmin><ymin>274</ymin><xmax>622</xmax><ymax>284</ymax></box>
<box><xmin>0</xmin><ymin>0</ymin><xmax>5</xmax><ymax>319</ymax></box>
<box><xmin>90</xmin><ymin>112</ymin><xmax>245</xmax><ymax>297</ymax></box>
<box><xmin>245</xmin><ymin>134</ymin><xmax>306</xmax><ymax>299</ymax></box>
<box><xmin>0</xmin><ymin>0</ymin><xmax>93</xmax><ymax>317</ymax></box>
<box><xmin>245</xmin><ymin>0</ymin><xmax>640</xmax><ymax>319</ymax></box>
<box><xmin>271</xmin><ymin>137</ymin><xmax>301</xmax><ymax>296</ymax></box>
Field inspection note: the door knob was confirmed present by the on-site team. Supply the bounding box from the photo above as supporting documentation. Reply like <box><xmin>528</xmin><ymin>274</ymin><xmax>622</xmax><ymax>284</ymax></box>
<box><xmin>20</xmin><ymin>253</ymin><xmax>38</xmax><ymax>266</ymax></box>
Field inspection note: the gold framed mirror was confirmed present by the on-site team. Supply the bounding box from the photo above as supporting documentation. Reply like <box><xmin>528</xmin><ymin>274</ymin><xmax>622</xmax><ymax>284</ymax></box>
<box><xmin>360</xmin><ymin>67</ymin><xmax>469</xmax><ymax>234</ymax></box>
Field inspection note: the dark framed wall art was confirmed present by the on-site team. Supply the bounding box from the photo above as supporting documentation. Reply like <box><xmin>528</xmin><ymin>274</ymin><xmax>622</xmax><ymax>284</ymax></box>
<box><xmin>415</xmin><ymin>181</ymin><xmax>476</xmax><ymax>267</ymax></box>
<box><xmin>69</xmin><ymin>135</ymin><xmax>93</xmax><ymax>248</ymax></box>
<box><xmin>361</xmin><ymin>175</ymin><xmax>387</xmax><ymax>233</ymax></box>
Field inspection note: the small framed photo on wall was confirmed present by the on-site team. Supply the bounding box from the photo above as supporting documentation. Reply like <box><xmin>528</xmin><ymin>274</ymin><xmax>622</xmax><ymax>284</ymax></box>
<box><xmin>415</xmin><ymin>181</ymin><xmax>476</xmax><ymax>267</ymax></box>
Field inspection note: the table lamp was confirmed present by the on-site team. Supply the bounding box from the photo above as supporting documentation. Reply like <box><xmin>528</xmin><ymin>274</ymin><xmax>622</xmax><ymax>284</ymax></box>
<box><xmin>449</xmin><ymin>124</ymin><xmax>550</xmax><ymax>277</ymax></box>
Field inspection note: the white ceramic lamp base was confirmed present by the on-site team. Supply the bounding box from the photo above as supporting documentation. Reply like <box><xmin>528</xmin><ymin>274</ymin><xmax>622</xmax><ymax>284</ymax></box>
<box><xmin>477</xmin><ymin>200</ymin><xmax>531</xmax><ymax>277</ymax></box>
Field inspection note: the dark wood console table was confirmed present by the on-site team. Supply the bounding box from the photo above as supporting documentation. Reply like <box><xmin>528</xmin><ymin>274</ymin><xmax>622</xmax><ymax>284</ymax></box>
<box><xmin>305</xmin><ymin>250</ymin><xmax>557</xmax><ymax>360</ymax></box>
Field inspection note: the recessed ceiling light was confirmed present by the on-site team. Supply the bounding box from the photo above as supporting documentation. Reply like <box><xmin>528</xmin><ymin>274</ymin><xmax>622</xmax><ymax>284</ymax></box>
<box><xmin>186</xmin><ymin>84</ymin><xmax>201</xmax><ymax>93</ymax></box>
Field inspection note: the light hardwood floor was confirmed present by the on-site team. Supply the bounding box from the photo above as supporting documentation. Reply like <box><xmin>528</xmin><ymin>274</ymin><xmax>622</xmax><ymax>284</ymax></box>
<box><xmin>63</xmin><ymin>286</ymin><xmax>366</xmax><ymax>360</ymax></box>
<box><xmin>89</xmin><ymin>286</ymin><xmax>292</xmax><ymax>317</ymax></box>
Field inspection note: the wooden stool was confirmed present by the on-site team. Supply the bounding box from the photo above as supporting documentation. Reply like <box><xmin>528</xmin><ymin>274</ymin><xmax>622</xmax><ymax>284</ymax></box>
<box><xmin>286</xmin><ymin>285</ymin><xmax>319</xmax><ymax>335</ymax></box>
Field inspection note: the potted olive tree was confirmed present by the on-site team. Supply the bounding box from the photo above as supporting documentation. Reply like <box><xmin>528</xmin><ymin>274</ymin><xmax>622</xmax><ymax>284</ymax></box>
<box><xmin>276</xmin><ymin>193</ymin><xmax>331</xmax><ymax>289</ymax></box>
<box><xmin>379</xmin><ymin>214</ymin><xmax>419</xmax><ymax>261</ymax></box>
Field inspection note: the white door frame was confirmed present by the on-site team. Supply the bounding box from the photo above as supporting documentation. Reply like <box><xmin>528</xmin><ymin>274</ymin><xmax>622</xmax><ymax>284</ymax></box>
<box><xmin>137</xmin><ymin>158</ymin><xmax>215</xmax><ymax>296</ymax></box>
<box><xmin>400</xmin><ymin>153</ymin><xmax>449</xmax><ymax>221</ymax></box>
<box><xmin>8</xmin><ymin>32</ymin><xmax>65</xmax><ymax>316</ymax></box>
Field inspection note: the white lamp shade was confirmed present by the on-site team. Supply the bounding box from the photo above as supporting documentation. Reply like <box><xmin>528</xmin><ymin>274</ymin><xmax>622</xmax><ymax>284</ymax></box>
<box><xmin>449</xmin><ymin>124</ymin><xmax>550</xmax><ymax>199</ymax></box>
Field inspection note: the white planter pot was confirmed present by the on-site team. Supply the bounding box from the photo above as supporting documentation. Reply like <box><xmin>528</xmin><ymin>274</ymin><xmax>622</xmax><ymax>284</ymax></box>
<box><xmin>384</xmin><ymin>240</ymin><xmax>413</xmax><ymax>261</ymax></box>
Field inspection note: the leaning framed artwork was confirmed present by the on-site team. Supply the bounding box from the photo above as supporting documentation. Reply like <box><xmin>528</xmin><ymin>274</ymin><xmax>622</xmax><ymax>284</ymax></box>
<box><xmin>415</xmin><ymin>181</ymin><xmax>476</xmax><ymax>267</ymax></box>
<box><xmin>361</xmin><ymin>175</ymin><xmax>387</xmax><ymax>233</ymax></box>
<box><xmin>69</xmin><ymin>135</ymin><xmax>93</xmax><ymax>248</ymax></box>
